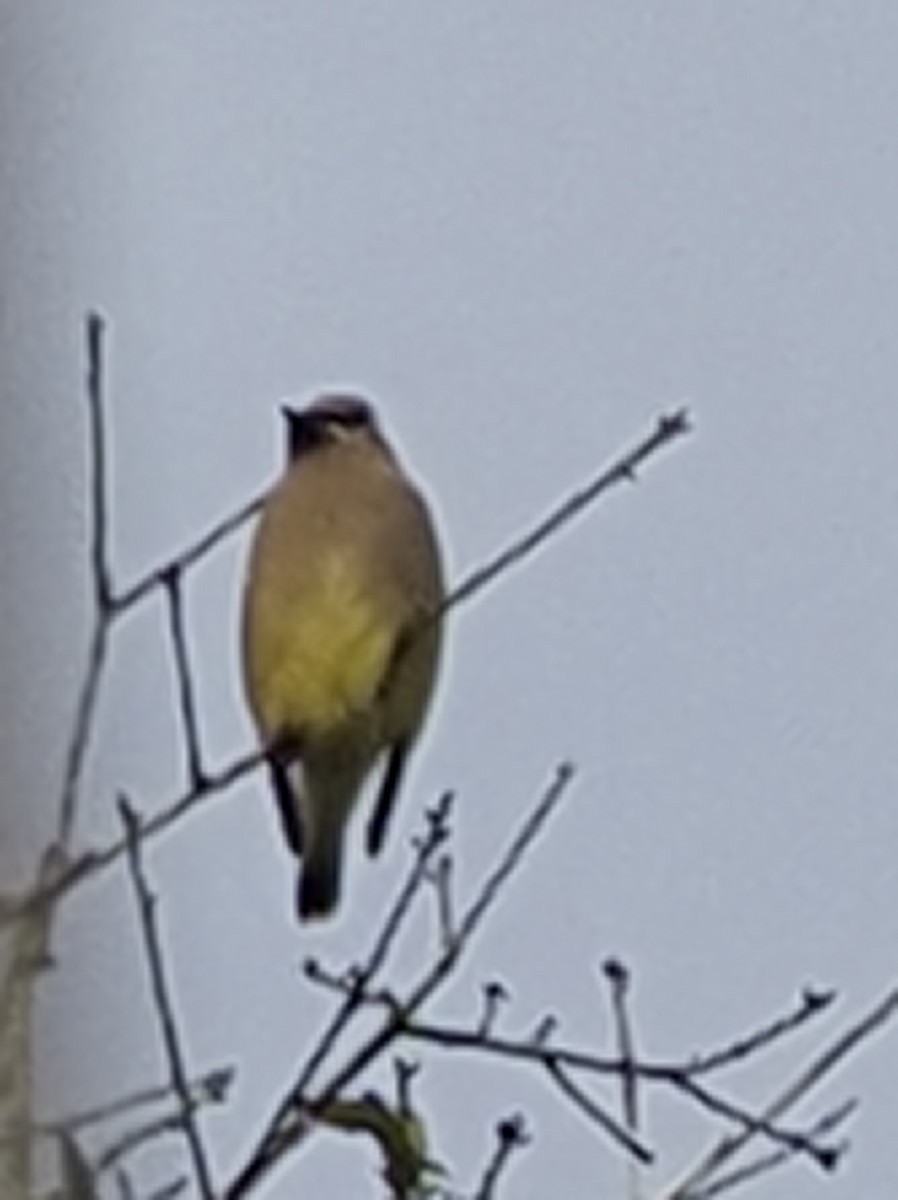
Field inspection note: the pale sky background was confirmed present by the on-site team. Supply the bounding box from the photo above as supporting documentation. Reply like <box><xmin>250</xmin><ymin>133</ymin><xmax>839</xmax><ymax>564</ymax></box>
<box><xmin>2</xmin><ymin>4</ymin><xmax>898</xmax><ymax>1199</ymax></box>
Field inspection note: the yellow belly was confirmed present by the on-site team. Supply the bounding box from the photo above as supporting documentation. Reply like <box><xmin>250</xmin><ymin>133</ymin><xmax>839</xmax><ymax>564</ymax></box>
<box><xmin>245</xmin><ymin>554</ymin><xmax>394</xmax><ymax>741</ymax></box>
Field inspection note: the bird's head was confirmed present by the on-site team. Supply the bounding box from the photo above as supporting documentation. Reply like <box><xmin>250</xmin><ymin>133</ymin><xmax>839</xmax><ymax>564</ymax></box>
<box><xmin>281</xmin><ymin>394</ymin><xmax>389</xmax><ymax>464</ymax></box>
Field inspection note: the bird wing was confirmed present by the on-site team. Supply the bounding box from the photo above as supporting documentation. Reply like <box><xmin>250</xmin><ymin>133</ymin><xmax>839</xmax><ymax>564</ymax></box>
<box><xmin>268</xmin><ymin>739</ymin><xmax>304</xmax><ymax>855</ymax></box>
<box><xmin>366</xmin><ymin>737</ymin><xmax>409</xmax><ymax>857</ymax></box>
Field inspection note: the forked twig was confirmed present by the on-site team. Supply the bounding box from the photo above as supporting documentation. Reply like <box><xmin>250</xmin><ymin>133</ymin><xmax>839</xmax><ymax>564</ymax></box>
<box><xmin>660</xmin><ymin>984</ymin><xmax>898</xmax><ymax>1199</ymax></box>
<box><xmin>224</xmin><ymin>765</ymin><xmax>575</xmax><ymax>1198</ymax></box>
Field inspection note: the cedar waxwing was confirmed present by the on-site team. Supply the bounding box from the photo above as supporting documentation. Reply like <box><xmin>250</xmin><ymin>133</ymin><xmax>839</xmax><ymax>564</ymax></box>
<box><xmin>241</xmin><ymin>395</ymin><xmax>445</xmax><ymax>921</ymax></box>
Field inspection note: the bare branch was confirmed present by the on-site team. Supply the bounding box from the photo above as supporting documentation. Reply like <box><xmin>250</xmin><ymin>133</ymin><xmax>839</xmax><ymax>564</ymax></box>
<box><xmin>223</xmin><ymin>795</ymin><xmax>453</xmax><ymax>1198</ymax></box>
<box><xmin>543</xmin><ymin>1057</ymin><xmax>652</xmax><ymax>1164</ymax></box>
<box><xmin>114</xmin><ymin>1166</ymin><xmax>136</xmax><ymax>1200</ymax></box>
<box><xmin>145</xmin><ymin>1177</ymin><xmax>189</xmax><ymax>1200</ymax></box>
<box><xmin>297</xmin><ymin>794</ymin><xmax>454</xmax><ymax>1100</ymax></box>
<box><xmin>683</xmin><ymin>987</ymin><xmax>836</xmax><ymax>1077</ymax></box>
<box><xmin>94</xmin><ymin>1109</ymin><xmax>191</xmax><ymax>1177</ymax></box>
<box><xmin>660</xmin><ymin>983</ymin><xmax>898</xmax><ymax>1200</ymax></box>
<box><xmin>399</xmin><ymin>984</ymin><xmax>851</xmax><ymax>1175</ymax></box>
<box><xmin>57</xmin><ymin>313</ymin><xmax>116</xmax><ymax>851</ymax></box>
<box><xmin>685</xmin><ymin>1101</ymin><xmax>855</xmax><ymax>1200</ymax></box>
<box><xmin>603</xmin><ymin>958</ymin><xmax>645</xmax><ymax>1200</ymax></box>
<box><xmin>36</xmin><ymin>1068</ymin><xmax>234</xmax><ymax>1139</ymax></box>
<box><xmin>442</xmin><ymin>408</ymin><xmax>691</xmax><ymax>620</ymax></box>
<box><xmin>430</xmin><ymin>853</ymin><xmax>456</xmax><ymax>951</ymax></box>
<box><xmin>455</xmin><ymin>762</ymin><xmax>574</xmax><ymax>948</ymax></box>
<box><xmin>85</xmin><ymin>312</ymin><xmax>114</xmax><ymax>610</ymax></box>
<box><xmin>477</xmin><ymin>982</ymin><xmax>510</xmax><ymax>1040</ymax></box>
<box><xmin>161</xmin><ymin>567</ymin><xmax>206</xmax><ymax>790</ymax></box>
<box><xmin>400</xmin><ymin>1018</ymin><xmax>618</xmax><ymax>1073</ymax></box>
<box><xmin>58</xmin><ymin>625</ymin><xmax>111</xmax><ymax>856</ymax></box>
<box><xmin>603</xmin><ymin>958</ymin><xmax>639</xmax><ymax>1131</ymax></box>
<box><xmin>472</xmin><ymin>1115</ymin><xmax>530</xmax><ymax>1200</ymax></box>
<box><xmin>224</xmin><ymin>766</ymin><xmax>574</xmax><ymax>1197</ymax></box>
<box><xmin>94</xmin><ymin>1086</ymin><xmax>232</xmax><ymax>1180</ymax></box>
<box><xmin>112</xmin><ymin>492</ymin><xmax>265</xmax><ymax>614</ymax></box>
<box><xmin>2</xmin><ymin>746</ymin><xmax>268</xmax><ymax>927</ymax></box>
<box><xmin>667</xmin><ymin>1074</ymin><xmax>840</xmax><ymax>1169</ymax></box>
<box><xmin>119</xmin><ymin>799</ymin><xmax>216</xmax><ymax>1200</ymax></box>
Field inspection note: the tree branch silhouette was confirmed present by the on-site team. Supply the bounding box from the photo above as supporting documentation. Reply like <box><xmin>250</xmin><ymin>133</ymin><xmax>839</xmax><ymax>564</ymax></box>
<box><xmin>4</xmin><ymin>312</ymin><xmax>895</xmax><ymax>1200</ymax></box>
<box><xmin>119</xmin><ymin>798</ymin><xmax>216</xmax><ymax>1200</ymax></box>
<box><xmin>224</xmin><ymin>763</ymin><xmax>575</xmax><ymax>1198</ymax></box>
<box><xmin>472</xmin><ymin>1115</ymin><xmax>530</xmax><ymax>1200</ymax></box>
<box><xmin>58</xmin><ymin>313</ymin><xmax>114</xmax><ymax>852</ymax></box>
<box><xmin>660</xmin><ymin>982</ymin><xmax>898</xmax><ymax>1200</ymax></box>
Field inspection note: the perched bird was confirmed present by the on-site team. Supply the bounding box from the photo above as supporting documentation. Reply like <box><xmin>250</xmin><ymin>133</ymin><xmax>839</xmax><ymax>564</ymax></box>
<box><xmin>241</xmin><ymin>395</ymin><xmax>445</xmax><ymax>921</ymax></box>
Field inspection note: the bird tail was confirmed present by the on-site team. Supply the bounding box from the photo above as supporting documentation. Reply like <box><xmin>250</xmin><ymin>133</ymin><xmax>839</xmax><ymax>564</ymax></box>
<box><xmin>297</xmin><ymin>832</ymin><xmax>343</xmax><ymax>920</ymax></box>
<box><xmin>295</xmin><ymin>761</ymin><xmax>363</xmax><ymax>922</ymax></box>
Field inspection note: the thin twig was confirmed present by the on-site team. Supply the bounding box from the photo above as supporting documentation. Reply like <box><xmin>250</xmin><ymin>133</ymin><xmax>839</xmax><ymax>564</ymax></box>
<box><xmin>297</xmin><ymin>794</ymin><xmax>454</xmax><ymax>1099</ymax></box>
<box><xmin>94</xmin><ymin>1101</ymin><xmax>216</xmax><ymax>1177</ymax></box>
<box><xmin>478</xmin><ymin>982</ymin><xmax>510</xmax><ymax>1039</ymax></box>
<box><xmin>225</xmin><ymin>765</ymin><xmax>574</xmax><ymax>1198</ymax></box>
<box><xmin>162</xmin><ymin>566</ymin><xmax>206</xmax><ymax>789</ymax></box>
<box><xmin>604</xmin><ymin>959</ymin><xmax>639</xmax><ymax>1131</ymax></box>
<box><xmin>119</xmin><ymin>799</ymin><xmax>216</xmax><ymax>1200</ymax></box>
<box><xmin>392</xmin><ymin>983</ymin><xmax>844</xmax><ymax>1093</ymax></box>
<box><xmin>58</xmin><ymin>621</ymin><xmax>110</xmax><ymax>854</ymax></box>
<box><xmin>399</xmin><ymin>1019</ymin><xmax>618</xmax><ymax>1071</ymax></box>
<box><xmin>224</xmin><ymin>796</ymin><xmax>454</xmax><ymax>1198</ymax></box>
<box><xmin>543</xmin><ymin>1057</ymin><xmax>652</xmax><ymax>1163</ymax></box>
<box><xmin>115</xmin><ymin>1166</ymin><xmax>136</xmax><ymax>1200</ymax></box>
<box><xmin>95</xmin><ymin>1110</ymin><xmax>187</xmax><ymax>1176</ymax></box>
<box><xmin>85</xmin><ymin>312</ymin><xmax>113</xmax><ymax>610</ymax></box>
<box><xmin>115</xmin><ymin>407</ymin><xmax>689</xmax><ymax>623</ymax></box>
<box><xmin>145</xmin><ymin>1177</ymin><xmax>188</xmax><ymax>1200</ymax></box>
<box><xmin>668</xmin><ymin>1074</ymin><xmax>838</xmax><ymax>1167</ymax></box>
<box><xmin>112</xmin><ymin>493</ymin><xmax>265</xmax><ymax>613</ymax></box>
<box><xmin>36</xmin><ymin>1068</ymin><xmax>234</xmax><ymax>1139</ymax></box>
<box><xmin>684</xmin><ymin>1100</ymin><xmax>855</xmax><ymax>1200</ymax></box>
<box><xmin>57</xmin><ymin>317</ymin><xmax>116</xmax><ymax>850</ymax></box>
<box><xmin>398</xmin><ymin>1009</ymin><xmax>845</xmax><ymax>1167</ymax></box>
<box><xmin>455</xmin><ymin>762</ymin><xmax>574</xmax><ymax>947</ymax></box>
<box><xmin>432</xmin><ymin>853</ymin><xmax>455</xmax><ymax>950</ymax></box>
<box><xmin>684</xmin><ymin>987</ymin><xmax>836</xmax><ymax>1077</ymax></box>
<box><xmin>472</xmin><ymin>1116</ymin><xmax>530</xmax><ymax>1200</ymax></box>
<box><xmin>604</xmin><ymin>958</ymin><xmax>644</xmax><ymax>1200</ymax></box>
<box><xmin>441</xmin><ymin>409</ymin><xmax>690</xmax><ymax>620</ymax></box>
<box><xmin>3</xmin><ymin>746</ymin><xmax>269</xmax><ymax>926</ymax></box>
<box><xmin>661</xmin><ymin>983</ymin><xmax>898</xmax><ymax>1200</ymax></box>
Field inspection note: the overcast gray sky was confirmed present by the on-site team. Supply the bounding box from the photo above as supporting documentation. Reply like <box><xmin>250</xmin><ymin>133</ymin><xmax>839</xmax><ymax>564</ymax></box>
<box><xmin>2</xmin><ymin>4</ymin><xmax>898</xmax><ymax>1198</ymax></box>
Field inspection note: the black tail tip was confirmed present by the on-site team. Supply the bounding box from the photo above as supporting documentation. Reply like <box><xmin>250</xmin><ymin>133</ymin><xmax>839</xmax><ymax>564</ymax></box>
<box><xmin>296</xmin><ymin>864</ymin><xmax>340</xmax><ymax>922</ymax></box>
